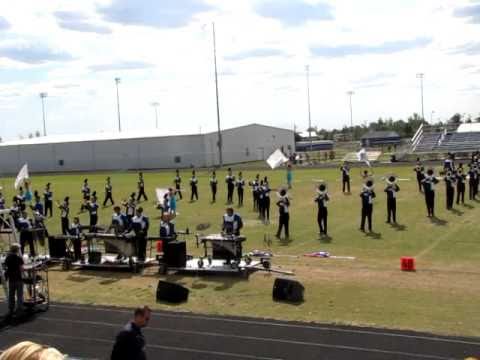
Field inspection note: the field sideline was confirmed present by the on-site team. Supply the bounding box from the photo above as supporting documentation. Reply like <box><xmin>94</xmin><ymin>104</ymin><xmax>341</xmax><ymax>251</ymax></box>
<box><xmin>1</xmin><ymin>164</ymin><xmax>479</xmax><ymax>338</ymax></box>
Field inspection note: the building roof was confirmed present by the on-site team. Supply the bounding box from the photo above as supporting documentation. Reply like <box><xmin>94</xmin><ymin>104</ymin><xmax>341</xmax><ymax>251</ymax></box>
<box><xmin>457</xmin><ymin>123</ymin><xmax>480</xmax><ymax>133</ymax></box>
<box><xmin>0</xmin><ymin>123</ymin><xmax>293</xmax><ymax>147</ymax></box>
<box><xmin>361</xmin><ymin>131</ymin><xmax>400</xmax><ymax>140</ymax></box>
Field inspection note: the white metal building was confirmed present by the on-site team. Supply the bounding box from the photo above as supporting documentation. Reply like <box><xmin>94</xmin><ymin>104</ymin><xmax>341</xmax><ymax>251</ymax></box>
<box><xmin>0</xmin><ymin>124</ymin><xmax>294</xmax><ymax>174</ymax></box>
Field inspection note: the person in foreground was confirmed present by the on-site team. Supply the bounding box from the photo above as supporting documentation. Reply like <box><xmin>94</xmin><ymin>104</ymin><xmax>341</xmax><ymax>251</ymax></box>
<box><xmin>111</xmin><ymin>306</ymin><xmax>151</xmax><ymax>360</ymax></box>
<box><xmin>4</xmin><ymin>243</ymin><xmax>24</xmax><ymax>317</ymax></box>
<box><xmin>0</xmin><ymin>341</ymin><xmax>64</xmax><ymax>360</ymax></box>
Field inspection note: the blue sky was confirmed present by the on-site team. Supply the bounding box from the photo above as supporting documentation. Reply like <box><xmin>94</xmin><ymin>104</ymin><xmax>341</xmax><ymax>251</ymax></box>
<box><xmin>0</xmin><ymin>0</ymin><xmax>479</xmax><ymax>140</ymax></box>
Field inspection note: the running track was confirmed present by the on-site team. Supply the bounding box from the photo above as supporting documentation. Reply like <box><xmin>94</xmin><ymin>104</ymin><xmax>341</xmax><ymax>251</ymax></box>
<box><xmin>0</xmin><ymin>302</ymin><xmax>479</xmax><ymax>360</ymax></box>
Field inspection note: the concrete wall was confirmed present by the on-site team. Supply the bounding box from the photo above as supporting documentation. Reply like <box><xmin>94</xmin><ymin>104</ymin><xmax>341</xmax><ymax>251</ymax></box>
<box><xmin>0</xmin><ymin>124</ymin><xmax>294</xmax><ymax>174</ymax></box>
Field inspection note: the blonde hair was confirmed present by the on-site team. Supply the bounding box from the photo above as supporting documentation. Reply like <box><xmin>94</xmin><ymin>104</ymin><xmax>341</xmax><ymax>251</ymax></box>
<box><xmin>0</xmin><ymin>341</ymin><xmax>65</xmax><ymax>360</ymax></box>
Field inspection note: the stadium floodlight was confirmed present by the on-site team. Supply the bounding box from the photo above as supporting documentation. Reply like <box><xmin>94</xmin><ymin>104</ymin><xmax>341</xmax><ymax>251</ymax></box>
<box><xmin>305</xmin><ymin>65</ymin><xmax>312</xmax><ymax>151</ymax></box>
<box><xmin>151</xmin><ymin>102</ymin><xmax>160</xmax><ymax>129</ymax></box>
<box><xmin>416</xmin><ymin>73</ymin><xmax>425</xmax><ymax>121</ymax></box>
<box><xmin>39</xmin><ymin>92</ymin><xmax>48</xmax><ymax>136</ymax></box>
<box><xmin>115</xmin><ymin>77</ymin><xmax>121</xmax><ymax>132</ymax></box>
<box><xmin>347</xmin><ymin>91</ymin><xmax>355</xmax><ymax>128</ymax></box>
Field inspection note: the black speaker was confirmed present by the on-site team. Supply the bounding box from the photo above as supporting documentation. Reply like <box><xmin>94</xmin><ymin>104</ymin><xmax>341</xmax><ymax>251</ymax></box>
<box><xmin>163</xmin><ymin>241</ymin><xmax>187</xmax><ymax>268</ymax></box>
<box><xmin>156</xmin><ymin>281</ymin><xmax>189</xmax><ymax>303</ymax></box>
<box><xmin>48</xmin><ymin>236</ymin><xmax>67</xmax><ymax>258</ymax></box>
<box><xmin>88</xmin><ymin>251</ymin><xmax>102</xmax><ymax>264</ymax></box>
<box><xmin>272</xmin><ymin>278</ymin><xmax>304</xmax><ymax>303</ymax></box>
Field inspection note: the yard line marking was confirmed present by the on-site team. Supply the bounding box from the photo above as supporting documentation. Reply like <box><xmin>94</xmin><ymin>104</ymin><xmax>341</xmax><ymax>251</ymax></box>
<box><xmin>50</xmin><ymin>304</ymin><xmax>480</xmax><ymax>346</ymax></box>
<box><xmin>4</xmin><ymin>330</ymin><xmax>283</xmax><ymax>360</ymax></box>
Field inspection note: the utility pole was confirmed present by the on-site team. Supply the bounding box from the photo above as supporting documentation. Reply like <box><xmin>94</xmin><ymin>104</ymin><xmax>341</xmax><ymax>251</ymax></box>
<box><xmin>39</xmin><ymin>92</ymin><xmax>48</xmax><ymax>136</ymax></box>
<box><xmin>416</xmin><ymin>73</ymin><xmax>425</xmax><ymax>121</ymax></box>
<box><xmin>306</xmin><ymin>65</ymin><xmax>312</xmax><ymax>151</ymax></box>
<box><xmin>115</xmin><ymin>77</ymin><xmax>122</xmax><ymax>132</ymax></box>
<box><xmin>212</xmin><ymin>22</ymin><xmax>223</xmax><ymax>166</ymax></box>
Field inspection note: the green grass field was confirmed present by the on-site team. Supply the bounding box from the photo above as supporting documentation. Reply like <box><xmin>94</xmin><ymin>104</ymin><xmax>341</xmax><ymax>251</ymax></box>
<box><xmin>1</xmin><ymin>164</ymin><xmax>479</xmax><ymax>337</ymax></box>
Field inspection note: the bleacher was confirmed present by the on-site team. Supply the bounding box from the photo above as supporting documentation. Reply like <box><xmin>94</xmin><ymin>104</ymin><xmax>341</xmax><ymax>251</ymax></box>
<box><xmin>411</xmin><ymin>123</ymin><xmax>480</xmax><ymax>153</ymax></box>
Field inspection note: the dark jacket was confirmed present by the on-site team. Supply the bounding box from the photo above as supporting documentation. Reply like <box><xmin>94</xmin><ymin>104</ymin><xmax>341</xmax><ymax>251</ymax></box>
<box><xmin>111</xmin><ymin>322</ymin><xmax>146</xmax><ymax>360</ymax></box>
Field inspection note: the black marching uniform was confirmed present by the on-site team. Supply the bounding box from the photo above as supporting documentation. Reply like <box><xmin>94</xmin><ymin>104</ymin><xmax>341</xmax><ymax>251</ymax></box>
<box><xmin>384</xmin><ymin>182</ymin><xmax>400</xmax><ymax>223</ymax></box>
<box><xmin>104</xmin><ymin>182</ymin><xmax>114</xmax><ymax>206</ymax></box>
<box><xmin>468</xmin><ymin>166</ymin><xmax>478</xmax><ymax>200</ymax></box>
<box><xmin>88</xmin><ymin>200</ymin><xmax>99</xmax><ymax>229</ymax></box>
<box><xmin>70</xmin><ymin>221</ymin><xmax>82</xmax><ymax>261</ymax></box>
<box><xmin>261</xmin><ymin>183</ymin><xmax>271</xmax><ymax>223</ymax></box>
<box><xmin>17</xmin><ymin>216</ymin><xmax>35</xmax><ymax>257</ymax></box>
<box><xmin>341</xmin><ymin>165</ymin><xmax>351</xmax><ymax>193</ymax></box>
<box><xmin>422</xmin><ymin>175</ymin><xmax>439</xmax><ymax>217</ymax></box>
<box><xmin>159</xmin><ymin>221</ymin><xmax>176</xmax><ymax>243</ymax></box>
<box><xmin>60</xmin><ymin>201</ymin><xmax>70</xmax><ymax>235</ymax></box>
<box><xmin>414</xmin><ymin>164</ymin><xmax>424</xmax><ymax>192</ymax></box>
<box><xmin>226</xmin><ymin>174</ymin><xmax>235</xmax><ymax>204</ymax></box>
<box><xmin>236</xmin><ymin>177</ymin><xmax>245</xmax><ymax>206</ymax></box>
<box><xmin>131</xmin><ymin>214</ymin><xmax>149</xmax><ymax>261</ymax></box>
<box><xmin>445</xmin><ymin>174</ymin><xmax>456</xmax><ymax>210</ymax></box>
<box><xmin>360</xmin><ymin>186</ymin><xmax>376</xmax><ymax>232</ymax></box>
<box><xmin>137</xmin><ymin>178</ymin><xmax>148</xmax><ymax>202</ymax></box>
<box><xmin>81</xmin><ymin>183</ymin><xmax>90</xmax><ymax>212</ymax></box>
<box><xmin>315</xmin><ymin>191</ymin><xmax>329</xmax><ymax>236</ymax></box>
<box><xmin>174</xmin><ymin>174</ymin><xmax>182</xmax><ymax>200</ymax></box>
<box><xmin>44</xmin><ymin>187</ymin><xmax>53</xmax><ymax>217</ymax></box>
<box><xmin>456</xmin><ymin>170</ymin><xmax>466</xmax><ymax>205</ymax></box>
<box><xmin>251</xmin><ymin>178</ymin><xmax>260</xmax><ymax>211</ymax></box>
<box><xmin>210</xmin><ymin>176</ymin><xmax>218</xmax><ymax>203</ymax></box>
<box><xmin>276</xmin><ymin>194</ymin><xmax>290</xmax><ymax>239</ymax></box>
<box><xmin>190</xmin><ymin>176</ymin><xmax>199</xmax><ymax>201</ymax></box>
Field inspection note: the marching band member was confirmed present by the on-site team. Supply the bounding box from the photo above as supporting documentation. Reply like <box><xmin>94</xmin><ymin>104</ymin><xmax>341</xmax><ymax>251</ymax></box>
<box><xmin>159</xmin><ymin>213</ymin><xmax>176</xmax><ymax>242</ymax></box>
<box><xmin>137</xmin><ymin>172</ymin><xmax>148</xmax><ymax>202</ymax></box>
<box><xmin>58</xmin><ymin>197</ymin><xmax>70</xmax><ymax>235</ymax></box>
<box><xmin>236</xmin><ymin>171</ymin><xmax>245</xmax><ymax>207</ymax></box>
<box><xmin>456</xmin><ymin>168</ymin><xmax>466</xmax><ymax>205</ymax></box>
<box><xmin>168</xmin><ymin>188</ymin><xmax>177</xmax><ymax>215</ymax></box>
<box><xmin>222</xmin><ymin>207</ymin><xmax>243</xmax><ymax>236</ymax></box>
<box><xmin>70</xmin><ymin>217</ymin><xmax>83</xmax><ymax>261</ymax></box>
<box><xmin>421</xmin><ymin>169</ymin><xmax>439</xmax><ymax>217</ymax></box>
<box><xmin>275</xmin><ymin>189</ymin><xmax>290</xmax><ymax>240</ymax></box>
<box><xmin>131</xmin><ymin>207</ymin><xmax>149</xmax><ymax>262</ymax></box>
<box><xmin>80</xmin><ymin>179</ymin><xmax>90</xmax><ymax>213</ymax></box>
<box><xmin>103</xmin><ymin>176</ymin><xmax>114</xmax><ymax>206</ymax></box>
<box><xmin>32</xmin><ymin>191</ymin><xmax>44</xmax><ymax>215</ymax></box>
<box><xmin>444</xmin><ymin>170</ymin><xmax>456</xmax><ymax>210</ymax></box>
<box><xmin>174</xmin><ymin>169</ymin><xmax>183</xmax><ymax>200</ymax></box>
<box><xmin>210</xmin><ymin>171</ymin><xmax>218</xmax><ymax>203</ymax></box>
<box><xmin>262</xmin><ymin>177</ymin><xmax>271</xmax><ymax>224</ymax></box>
<box><xmin>468</xmin><ymin>163</ymin><xmax>478</xmax><ymax>200</ymax></box>
<box><xmin>360</xmin><ymin>179</ymin><xmax>376</xmax><ymax>232</ymax></box>
<box><xmin>384</xmin><ymin>176</ymin><xmax>400</xmax><ymax>224</ymax></box>
<box><xmin>43</xmin><ymin>182</ymin><xmax>53</xmax><ymax>217</ymax></box>
<box><xmin>123</xmin><ymin>193</ymin><xmax>136</xmax><ymax>225</ymax></box>
<box><xmin>190</xmin><ymin>170</ymin><xmax>199</xmax><ymax>201</ymax></box>
<box><xmin>87</xmin><ymin>194</ymin><xmax>99</xmax><ymax>230</ymax></box>
<box><xmin>286</xmin><ymin>163</ymin><xmax>293</xmax><ymax>189</ymax></box>
<box><xmin>14</xmin><ymin>187</ymin><xmax>26</xmax><ymax>212</ymax></box>
<box><xmin>250</xmin><ymin>174</ymin><xmax>260</xmax><ymax>211</ymax></box>
<box><xmin>414</xmin><ymin>159</ymin><xmax>425</xmax><ymax>192</ymax></box>
<box><xmin>340</xmin><ymin>163</ymin><xmax>350</xmax><ymax>194</ymax></box>
<box><xmin>17</xmin><ymin>211</ymin><xmax>35</xmax><ymax>257</ymax></box>
<box><xmin>315</xmin><ymin>183</ymin><xmax>329</xmax><ymax>237</ymax></box>
<box><xmin>226</xmin><ymin>168</ymin><xmax>235</xmax><ymax>204</ymax></box>
<box><xmin>111</xmin><ymin>206</ymin><xmax>128</xmax><ymax>233</ymax></box>
<box><xmin>258</xmin><ymin>180</ymin><xmax>266</xmax><ymax>221</ymax></box>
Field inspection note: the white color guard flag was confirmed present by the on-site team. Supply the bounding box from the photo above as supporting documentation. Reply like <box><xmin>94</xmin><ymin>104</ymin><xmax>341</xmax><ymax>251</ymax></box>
<box><xmin>14</xmin><ymin>164</ymin><xmax>29</xmax><ymax>190</ymax></box>
<box><xmin>155</xmin><ymin>188</ymin><xmax>169</xmax><ymax>203</ymax></box>
<box><xmin>266</xmin><ymin>149</ymin><xmax>289</xmax><ymax>169</ymax></box>
<box><xmin>356</xmin><ymin>148</ymin><xmax>371</xmax><ymax>168</ymax></box>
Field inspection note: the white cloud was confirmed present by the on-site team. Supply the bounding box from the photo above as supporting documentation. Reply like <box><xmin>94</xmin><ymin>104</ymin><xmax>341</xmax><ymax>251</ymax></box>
<box><xmin>0</xmin><ymin>0</ymin><xmax>478</xmax><ymax>140</ymax></box>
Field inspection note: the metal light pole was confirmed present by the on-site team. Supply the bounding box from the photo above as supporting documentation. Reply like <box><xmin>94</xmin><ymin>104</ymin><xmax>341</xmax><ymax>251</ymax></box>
<box><xmin>416</xmin><ymin>73</ymin><xmax>425</xmax><ymax>121</ymax></box>
<box><xmin>151</xmin><ymin>102</ymin><xmax>159</xmax><ymax>129</ymax></box>
<box><xmin>305</xmin><ymin>65</ymin><xmax>312</xmax><ymax>151</ymax></box>
<box><xmin>212</xmin><ymin>22</ymin><xmax>223</xmax><ymax>167</ymax></box>
<box><xmin>430</xmin><ymin>110</ymin><xmax>435</xmax><ymax>124</ymax></box>
<box><xmin>39</xmin><ymin>92</ymin><xmax>48</xmax><ymax>136</ymax></box>
<box><xmin>347</xmin><ymin>91</ymin><xmax>354</xmax><ymax>128</ymax></box>
<box><xmin>115</xmin><ymin>77</ymin><xmax>122</xmax><ymax>132</ymax></box>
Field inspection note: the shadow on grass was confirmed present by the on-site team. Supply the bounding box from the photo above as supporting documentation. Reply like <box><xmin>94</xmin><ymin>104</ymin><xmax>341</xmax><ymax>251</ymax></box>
<box><xmin>462</xmin><ymin>203</ymin><xmax>474</xmax><ymax>209</ymax></box>
<box><xmin>164</xmin><ymin>273</ymin><xmax>248</xmax><ymax>292</ymax></box>
<box><xmin>430</xmin><ymin>217</ymin><xmax>448</xmax><ymax>226</ymax></box>
<box><xmin>391</xmin><ymin>223</ymin><xmax>407</xmax><ymax>232</ymax></box>
<box><xmin>66</xmin><ymin>270</ymin><xmax>134</xmax><ymax>284</ymax></box>
<box><xmin>278</xmin><ymin>237</ymin><xmax>293</xmax><ymax>246</ymax></box>
<box><xmin>449</xmin><ymin>208</ymin><xmax>464</xmax><ymax>216</ymax></box>
<box><xmin>366</xmin><ymin>232</ymin><xmax>382</xmax><ymax>240</ymax></box>
<box><xmin>319</xmin><ymin>235</ymin><xmax>332</xmax><ymax>243</ymax></box>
